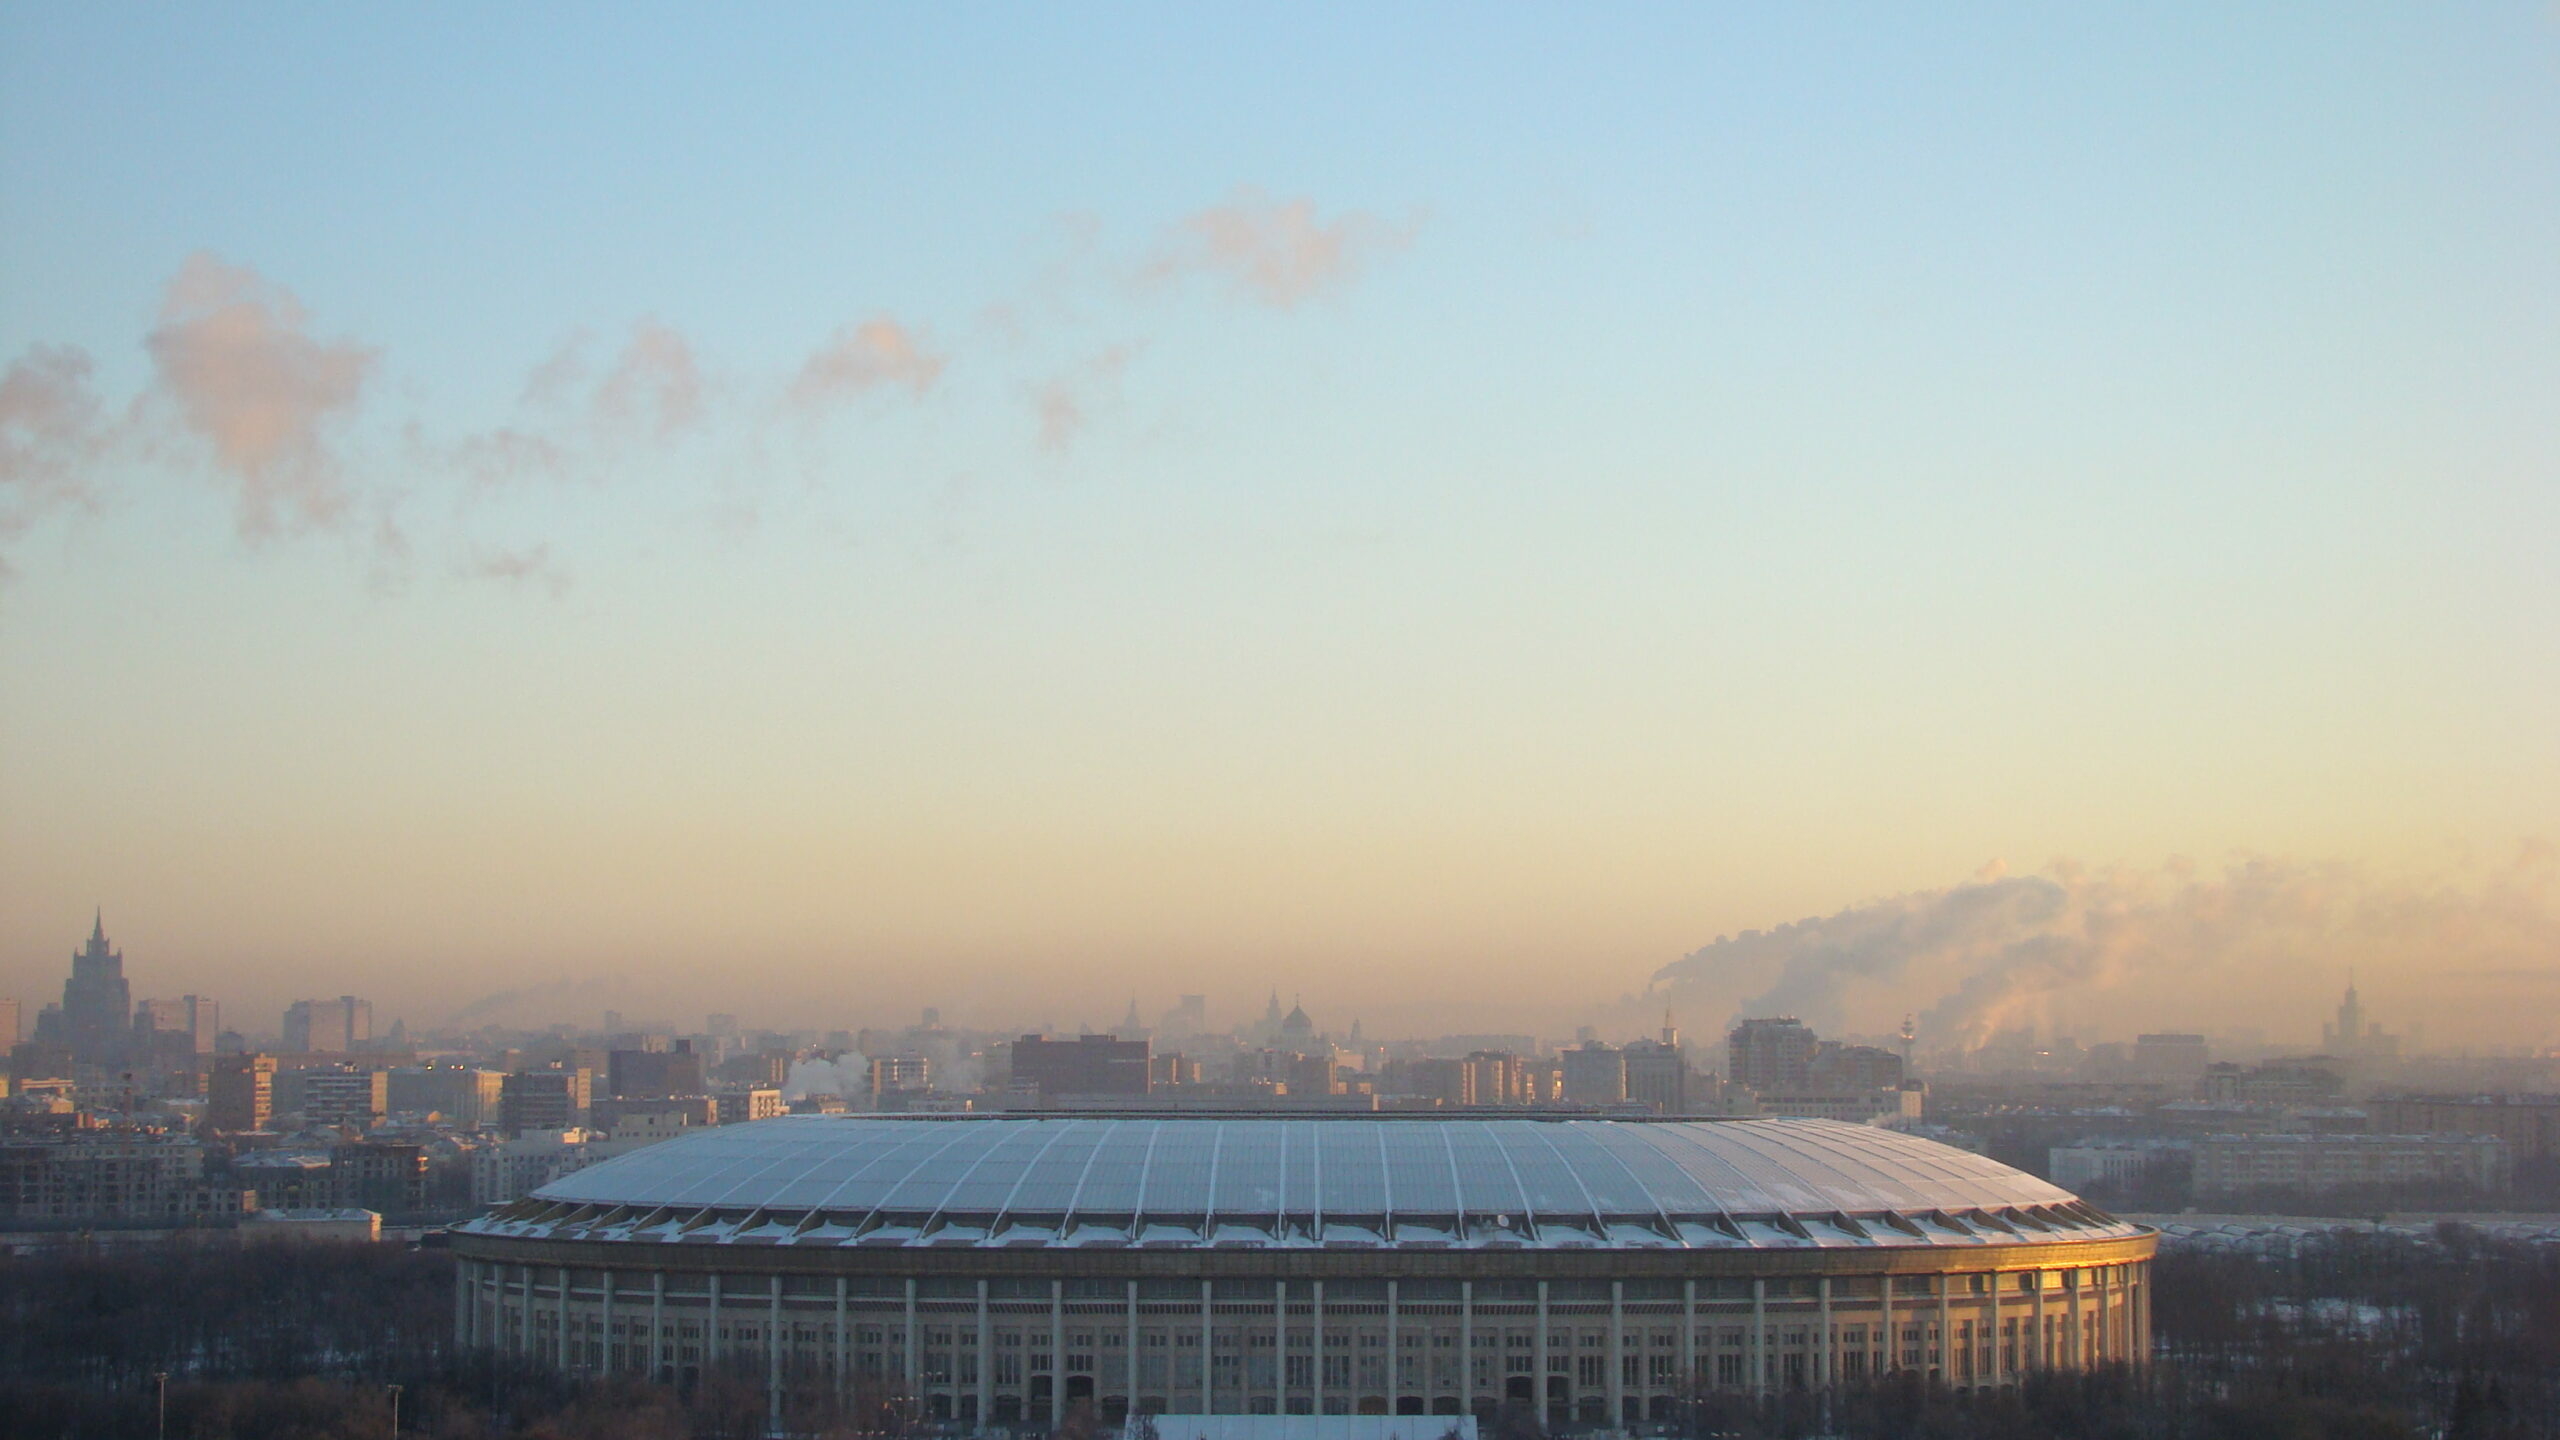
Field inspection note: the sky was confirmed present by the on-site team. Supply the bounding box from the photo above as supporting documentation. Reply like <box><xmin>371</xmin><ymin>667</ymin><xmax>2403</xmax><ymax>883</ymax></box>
<box><xmin>2</xmin><ymin>5</ymin><xmax>2556</xmax><ymax>1046</ymax></box>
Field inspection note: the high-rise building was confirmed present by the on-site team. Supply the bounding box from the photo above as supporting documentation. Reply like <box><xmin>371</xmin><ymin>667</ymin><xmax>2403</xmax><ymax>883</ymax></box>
<box><xmin>0</xmin><ymin>997</ymin><xmax>20</xmax><ymax>1046</ymax></box>
<box><xmin>389</xmin><ymin>1065</ymin><xmax>507</xmax><ymax>1127</ymax></box>
<box><xmin>133</xmin><ymin>995</ymin><xmax>219</xmax><ymax>1054</ymax></box>
<box><xmin>300</xmin><ymin>1067</ymin><xmax>389</xmax><ymax>1129</ymax></box>
<box><xmin>1463</xmin><ymin>1050</ymin><xmax>1528</xmax><ymax>1106</ymax></box>
<box><xmin>1009</xmin><ymin>1034</ymin><xmax>1150</xmax><ymax>1096</ymax></box>
<box><xmin>869</xmin><ymin>1054</ymin><xmax>932</xmax><ymax>1102</ymax></box>
<box><xmin>2130</xmin><ymin>1033</ymin><xmax>2211</xmax><ymax>1081</ymax></box>
<box><xmin>607</xmin><ymin>1041</ymin><xmax>705</xmax><ymax>1099</ymax></box>
<box><xmin>208</xmin><ymin>1053</ymin><xmax>277</xmax><ymax>1132</ymax></box>
<box><xmin>2321</xmin><ymin>980</ymin><xmax>2402</xmax><ymax>1059</ymax></box>
<box><xmin>1623</xmin><ymin>1029</ymin><xmax>1689</xmax><ymax>1115</ymax></box>
<box><xmin>53</xmin><ymin>912</ymin><xmax>132</xmax><ymax>1065</ymax></box>
<box><xmin>283</xmin><ymin>996</ymin><xmax>373</xmax><ymax>1054</ymax></box>
<box><xmin>1727</xmin><ymin>1017</ymin><xmax>1819</xmax><ymax>1095</ymax></box>
<box><xmin>1559</xmin><ymin>1042</ymin><xmax>1627</xmax><ymax>1104</ymax></box>
<box><xmin>501</xmin><ymin>1068</ymin><xmax>593</xmax><ymax>1136</ymax></box>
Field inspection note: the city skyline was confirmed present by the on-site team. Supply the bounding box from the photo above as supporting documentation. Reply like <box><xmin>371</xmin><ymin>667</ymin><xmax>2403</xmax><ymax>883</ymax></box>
<box><xmin>5</xmin><ymin>7</ymin><xmax>2557</xmax><ymax>1046</ymax></box>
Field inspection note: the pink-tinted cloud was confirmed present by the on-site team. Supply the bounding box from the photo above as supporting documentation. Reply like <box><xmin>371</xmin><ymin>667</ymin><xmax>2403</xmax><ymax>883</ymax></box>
<box><xmin>1149</xmin><ymin>188</ymin><xmax>1414</xmax><ymax>308</ymax></box>
<box><xmin>594</xmin><ymin>319</ymin><xmax>703</xmax><ymax>437</ymax></box>
<box><xmin>520</xmin><ymin>329</ymin><xmax>592</xmax><ymax>408</ymax></box>
<box><xmin>446</xmin><ymin>426</ymin><xmax>570</xmax><ymax>489</ymax></box>
<box><xmin>0</xmin><ymin>344</ymin><xmax>108</xmax><ymax>535</ymax></box>
<box><xmin>144</xmin><ymin>253</ymin><xmax>377</xmax><ymax>536</ymax></box>
<box><xmin>1033</xmin><ymin>345</ymin><xmax>1137</xmax><ymax>455</ymax></box>
<box><xmin>461</xmin><ymin>542</ymin><xmax>570</xmax><ymax>598</ymax></box>
<box><xmin>790</xmin><ymin>317</ymin><xmax>947</xmax><ymax>409</ymax></box>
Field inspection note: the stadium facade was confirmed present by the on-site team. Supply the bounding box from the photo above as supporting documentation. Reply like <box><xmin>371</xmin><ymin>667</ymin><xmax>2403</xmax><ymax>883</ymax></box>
<box><xmin>450</xmin><ymin>1114</ymin><xmax>2153</xmax><ymax>1429</ymax></box>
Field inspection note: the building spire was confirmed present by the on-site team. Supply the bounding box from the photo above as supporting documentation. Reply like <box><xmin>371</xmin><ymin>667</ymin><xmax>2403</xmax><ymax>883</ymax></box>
<box><xmin>92</xmin><ymin>907</ymin><xmax>105</xmax><ymax>943</ymax></box>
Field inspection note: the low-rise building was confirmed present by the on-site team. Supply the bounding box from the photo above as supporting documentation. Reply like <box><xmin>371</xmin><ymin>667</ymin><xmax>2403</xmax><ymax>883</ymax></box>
<box><xmin>472</xmin><ymin>1129</ymin><xmax>598</xmax><ymax>1205</ymax></box>
<box><xmin>240</xmin><ymin>1207</ymin><xmax>382</xmax><ymax>1244</ymax></box>
<box><xmin>0</xmin><ymin>1135</ymin><xmax>249</xmax><ymax>1222</ymax></box>
<box><xmin>2368</xmin><ymin>1093</ymin><xmax>2560</xmax><ymax>1162</ymax></box>
<box><xmin>2049</xmin><ymin>1140</ymin><xmax>2187</xmax><ymax>1193</ymax></box>
<box><xmin>2192</xmin><ymin>1132</ymin><xmax>2509</xmax><ymax>1199</ymax></box>
<box><xmin>714</xmin><ymin>1087</ymin><xmax>784</xmax><ymax>1125</ymax></box>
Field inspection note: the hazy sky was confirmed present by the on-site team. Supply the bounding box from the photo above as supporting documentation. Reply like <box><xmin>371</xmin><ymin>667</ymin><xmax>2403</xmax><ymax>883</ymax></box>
<box><xmin>3</xmin><ymin>6</ymin><xmax>2555</xmax><ymax>1044</ymax></box>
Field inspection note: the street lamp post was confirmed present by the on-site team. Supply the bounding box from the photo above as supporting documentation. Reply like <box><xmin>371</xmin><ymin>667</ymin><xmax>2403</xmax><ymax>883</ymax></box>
<box><xmin>388</xmin><ymin>1382</ymin><xmax>404</xmax><ymax>1437</ymax></box>
<box><xmin>154</xmin><ymin>1371</ymin><xmax>167</xmax><ymax>1440</ymax></box>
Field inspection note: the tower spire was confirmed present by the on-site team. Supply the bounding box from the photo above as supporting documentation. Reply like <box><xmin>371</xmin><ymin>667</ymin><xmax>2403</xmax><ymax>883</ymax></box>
<box><xmin>92</xmin><ymin>907</ymin><xmax>105</xmax><ymax>942</ymax></box>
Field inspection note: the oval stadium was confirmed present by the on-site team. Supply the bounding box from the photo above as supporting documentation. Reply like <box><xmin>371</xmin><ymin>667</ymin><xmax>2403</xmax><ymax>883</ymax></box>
<box><xmin>451</xmin><ymin>1114</ymin><xmax>2155</xmax><ymax>1430</ymax></box>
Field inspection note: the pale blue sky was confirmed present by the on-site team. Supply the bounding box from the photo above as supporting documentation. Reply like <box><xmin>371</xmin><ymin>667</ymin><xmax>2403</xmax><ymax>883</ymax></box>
<box><xmin>3</xmin><ymin>6</ymin><xmax>2555</xmax><ymax>1039</ymax></box>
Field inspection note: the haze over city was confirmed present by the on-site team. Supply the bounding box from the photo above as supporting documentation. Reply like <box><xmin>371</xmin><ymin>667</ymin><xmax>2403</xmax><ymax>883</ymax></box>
<box><xmin>5</xmin><ymin>6</ymin><xmax>2556</xmax><ymax>1047</ymax></box>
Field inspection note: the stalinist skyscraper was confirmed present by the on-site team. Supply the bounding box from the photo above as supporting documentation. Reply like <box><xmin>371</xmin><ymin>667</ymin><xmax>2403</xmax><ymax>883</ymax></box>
<box><xmin>58</xmin><ymin>911</ymin><xmax>132</xmax><ymax>1064</ymax></box>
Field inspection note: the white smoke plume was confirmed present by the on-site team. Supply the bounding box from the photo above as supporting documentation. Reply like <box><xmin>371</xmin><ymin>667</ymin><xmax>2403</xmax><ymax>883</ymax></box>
<box><xmin>785</xmin><ymin>1054</ymin><xmax>868</xmax><ymax>1102</ymax></box>
<box><xmin>1650</xmin><ymin>849</ymin><xmax>2560</xmax><ymax>1049</ymax></box>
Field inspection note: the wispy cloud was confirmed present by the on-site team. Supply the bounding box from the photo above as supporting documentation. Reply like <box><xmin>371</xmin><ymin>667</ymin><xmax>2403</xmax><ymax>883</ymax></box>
<box><xmin>1147</xmin><ymin>188</ymin><xmax>1415</xmax><ymax>309</ymax></box>
<box><xmin>461</xmin><ymin>542</ymin><xmax>570</xmax><ymax>598</ymax></box>
<box><xmin>0</xmin><ymin>344</ymin><xmax>111</xmax><ymax>562</ymax></box>
<box><xmin>790</xmin><ymin>317</ymin><xmax>947</xmax><ymax>410</ymax></box>
<box><xmin>593</xmin><ymin>319</ymin><xmax>703</xmax><ymax>438</ymax></box>
<box><xmin>144</xmin><ymin>253</ymin><xmax>377</xmax><ymax>536</ymax></box>
<box><xmin>1032</xmin><ymin>344</ymin><xmax>1138</xmax><ymax>456</ymax></box>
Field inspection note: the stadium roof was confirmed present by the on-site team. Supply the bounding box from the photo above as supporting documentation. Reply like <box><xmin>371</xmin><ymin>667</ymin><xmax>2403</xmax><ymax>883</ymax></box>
<box><xmin>462</xmin><ymin>1115</ymin><xmax>2142</xmax><ymax>1251</ymax></box>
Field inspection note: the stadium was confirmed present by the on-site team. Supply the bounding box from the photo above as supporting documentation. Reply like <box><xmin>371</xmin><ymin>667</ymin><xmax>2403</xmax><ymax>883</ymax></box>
<box><xmin>451</xmin><ymin>1114</ymin><xmax>2154</xmax><ymax>1429</ymax></box>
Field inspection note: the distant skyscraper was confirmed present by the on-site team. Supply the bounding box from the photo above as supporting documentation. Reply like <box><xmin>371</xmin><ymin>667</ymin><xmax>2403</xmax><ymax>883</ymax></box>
<box><xmin>283</xmin><ymin>996</ymin><xmax>372</xmax><ymax>1053</ymax></box>
<box><xmin>51</xmin><ymin>911</ymin><xmax>133</xmax><ymax>1065</ymax></box>
<box><xmin>0</xmin><ymin>997</ymin><xmax>19</xmax><ymax>1046</ymax></box>
<box><xmin>2320</xmin><ymin>979</ymin><xmax>2401</xmax><ymax>1059</ymax></box>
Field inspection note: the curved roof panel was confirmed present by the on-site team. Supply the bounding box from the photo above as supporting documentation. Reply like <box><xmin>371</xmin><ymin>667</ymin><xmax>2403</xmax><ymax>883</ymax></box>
<box><xmin>464</xmin><ymin>1115</ymin><xmax>2141</xmax><ymax>1251</ymax></box>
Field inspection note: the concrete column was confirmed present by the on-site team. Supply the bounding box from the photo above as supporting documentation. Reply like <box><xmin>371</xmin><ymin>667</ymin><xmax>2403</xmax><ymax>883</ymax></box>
<box><xmin>1936</xmin><ymin>1276</ymin><xmax>1951</xmax><ymax>1382</ymax></box>
<box><xmin>650</xmin><ymin>1271</ymin><xmax>665</xmax><ymax>1381</ymax></box>
<box><xmin>1200</xmin><ymin>1279</ymin><xmax>1214</xmax><ymax>1411</ymax></box>
<box><xmin>1050</xmin><ymin>1279</ymin><xmax>1066</xmax><ymax>1426</ymax></box>
<box><xmin>1533</xmin><ymin>1280</ymin><xmax>1549</xmax><ymax>1421</ymax></box>
<box><xmin>600</xmin><ymin>1273</ymin><xmax>614</xmax><ymax>1376</ymax></box>
<box><xmin>1274</xmin><ymin>1279</ymin><xmax>1288</xmax><ymax>1415</ymax></box>
<box><xmin>454</xmin><ymin>1259</ymin><xmax>472</xmax><ymax>1348</ymax></box>
<box><xmin>1607</xmin><ymin>1280</ymin><xmax>1624</xmax><ymax>1423</ymax></box>
<box><xmin>1816</xmin><ymin>1277</ymin><xmax>1831</xmax><ymax>1388</ymax></box>
<box><xmin>1386</xmin><ymin>1280</ymin><xmax>1400</xmax><ymax>1409</ymax></box>
<box><xmin>2031</xmin><ymin>1273</ymin><xmax>2046</xmax><ymax>1372</ymax></box>
<box><xmin>982</xmin><ymin>1280</ymin><xmax>997</xmax><ymax>1428</ymax></box>
<box><xmin>768</xmin><ymin>1274</ymin><xmax>785</xmax><ymax>1430</ymax></box>
<box><xmin>1877</xmin><ymin>1273</ymin><xmax>1892</xmax><ymax>1375</ymax></box>
<box><xmin>1125</xmin><ymin>1279</ymin><xmax>1139</xmax><ymax>1417</ymax></box>
<box><xmin>1681</xmin><ymin>1280</ymin><xmax>1697</xmax><ymax>1393</ymax></box>
<box><xmin>1311</xmin><ymin>1280</ymin><xmax>1325</xmax><ymax>1415</ymax></box>
<box><xmin>837</xmin><ymin>1277</ymin><xmax>851</xmax><ymax>1403</ymax></box>
<box><xmin>2134</xmin><ymin>1264</ymin><xmax>2151</xmax><ymax>1370</ymax></box>
<box><xmin>905</xmin><ymin>1277</ymin><xmax>921</xmax><ymax>1403</ymax></box>
<box><xmin>1457</xmin><ymin>1281</ymin><xmax>1473</xmax><ymax>1416</ymax></box>
<box><xmin>1749</xmin><ymin>1278</ymin><xmax>1767</xmax><ymax>1399</ymax></box>
<box><xmin>557</xmin><ymin>1265</ymin><xmax>572</xmax><ymax>1370</ymax></box>
<box><xmin>708</xmin><ymin>1272</ymin><xmax>723</xmax><ymax>1370</ymax></box>
<box><xmin>1986</xmin><ymin>1273</ymin><xmax>2002</xmax><ymax>1389</ymax></box>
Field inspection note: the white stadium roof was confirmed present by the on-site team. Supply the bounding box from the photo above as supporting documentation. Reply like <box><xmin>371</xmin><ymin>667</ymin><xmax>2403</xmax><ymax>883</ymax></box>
<box><xmin>461</xmin><ymin>1115</ymin><xmax>2142</xmax><ymax>1252</ymax></box>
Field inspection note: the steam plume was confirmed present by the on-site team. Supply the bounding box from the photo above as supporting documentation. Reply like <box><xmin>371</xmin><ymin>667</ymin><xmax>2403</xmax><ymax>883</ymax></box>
<box><xmin>1651</xmin><ymin>850</ymin><xmax>2560</xmax><ymax>1048</ymax></box>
